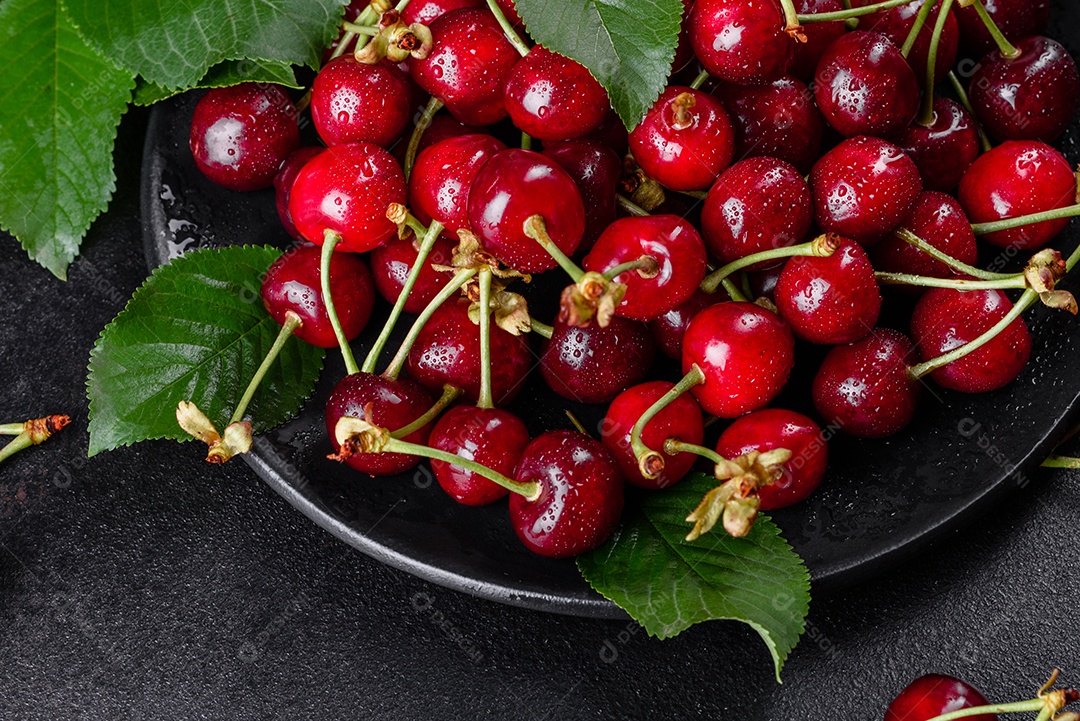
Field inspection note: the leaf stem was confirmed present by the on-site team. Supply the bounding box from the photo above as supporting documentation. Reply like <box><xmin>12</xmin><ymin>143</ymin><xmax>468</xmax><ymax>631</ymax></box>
<box><xmin>477</xmin><ymin>268</ymin><xmax>494</xmax><ymax>409</ymax></box>
<box><xmin>893</xmin><ymin>227</ymin><xmax>1013</xmax><ymax>280</ymax></box>
<box><xmin>971</xmin><ymin>205</ymin><xmax>1080</xmax><ymax>236</ymax></box>
<box><xmin>630</xmin><ymin>365</ymin><xmax>706</xmax><ymax>479</ymax></box>
<box><xmin>320</xmin><ymin>232</ymin><xmax>360</xmax><ymax>376</ymax></box>
<box><xmin>485</xmin><ymin>0</ymin><xmax>530</xmax><ymax>56</ymax></box>
<box><xmin>405</xmin><ymin>97</ymin><xmax>444</xmax><ymax>180</ymax></box>
<box><xmin>229</xmin><ymin>311</ymin><xmax>302</xmax><ymax>425</ymax></box>
<box><xmin>874</xmin><ymin>271</ymin><xmax>1026</xmax><ymax>290</ymax></box>
<box><xmin>391</xmin><ymin>384</ymin><xmax>462</xmax><ymax>438</ymax></box>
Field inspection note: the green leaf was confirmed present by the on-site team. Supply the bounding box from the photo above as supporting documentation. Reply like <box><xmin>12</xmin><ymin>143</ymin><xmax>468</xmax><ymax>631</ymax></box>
<box><xmin>133</xmin><ymin>59</ymin><xmax>301</xmax><ymax>107</ymax></box>
<box><xmin>0</xmin><ymin>0</ymin><xmax>134</xmax><ymax>279</ymax></box>
<box><xmin>87</xmin><ymin>246</ymin><xmax>326</xmax><ymax>456</ymax></box>
<box><xmin>577</xmin><ymin>473</ymin><xmax>810</xmax><ymax>681</ymax></box>
<box><xmin>63</xmin><ymin>0</ymin><xmax>348</xmax><ymax>91</ymax></box>
<box><xmin>513</xmin><ymin>0</ymin><xmax>683</xmax><ymax>130</ymax></box>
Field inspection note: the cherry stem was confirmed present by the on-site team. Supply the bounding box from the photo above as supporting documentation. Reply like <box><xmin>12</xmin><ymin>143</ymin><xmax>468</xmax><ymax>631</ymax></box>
<box><xmin>523</xmin><ymin>215</ymin><xmax>584</xmax><ymax>282</ymax></box>
<box><xmin>0</xmin><ymin>423</ymin><xmax>25</xmax><ymax>435</ymax></box>
<box><xmin>909</xmin><ymin>288</ymin><xmax>1038</xmax><ymax>380</ymax></box>
<box><xmin>798</xmin><ymin>0</ymin><xmax>918</xmax><ymax>23</ymax></box>
<box><xmin>342</xmin><ymin>22</ymin><xmax>380</xmax><ymax>36</ymax></box>
<box><xmin>382</xmin><ymin>267</ymin><xmax>478</xmax><ymax>379</ymax></box>
<box><xmin>722</xmin><ymin>277</ymin><xmax>749</xmax><ymax>302</ymax></box>
<box><xmin>968</xmin><ymin>0</ymin><xmax>1020</xmax><ymax>59</ymax></box>
<box><xmin>700</xmin><ymin>236</ymin><xmax>838</xmax><ymax>294</ymax></box>
<box><xmin>1043</xmin><ymin>454</ymin><xmax>1080</xmax><ymax>469</ymax></box>
<box><xmin>663</xmin><ymin>438</ymin><xmax>725</xmax><ymax>465</ymax></box>
<box><xmin>919</xmin><ymin>0</ymin><xmax>956</xmax><ymax>125</ymax></box>
<box><xmin>689</xmin><ymin>69</ymin><xmax>711</xmax><ymax>90</ymax></box>
<box><xmin>564</xmin><ymin>410</ymin><xmax>590</xmax><ymax>436</ymax></box>
<box><xmin>603</xmin><ymin>256</ymin><xmax>659</xmax><ymax>281</ymax></box>
<box><xmin>616</xmin><ymin>194</ymin><xmax>651</xmax><ymax>217</ymax></box>
<box><xmin>361</xmin><ymin>219</ymin><xmax>445</xmax><ymax>374</ymax></box>
<box><xmin>673</xmin><ymin>188</ymin><xmax>708</xmax><ymax>201</ymax></box>
<box><xmin>630</xmin><ymin>364</ymin><xmax>706</xmax><ymax>479</ymax></box>
<box><xmin>777</xmin><ymin>0</ymin><xmax>803</xmax><ymax>34</ymax></box>
<box><xmin>391</xmin><ymin>384</ymin><xmax>462</xmax><ymax>438</ymax></box>
<box><xmin>320</xmin><ymin>232</ymin><xmax>360</xmax><ymax>376</ymax></box>
<box><xmin>520</xmin><ymin>131</ymin><xmax>532</xmax><ymax>151</ymax></box>
<box><xmin>0</xmin><ymin>415</ymin><xmax>70</xmax><ymax>466</ymax></box>
<box><xmin>477</xmin><ymin>268</ymin><xmax>494</xmax><ymax>409</ymax></box>
<box><xmin>971</xmin><ymin>205</ymin><xmax>1080</xmax><ymax>236</ymax></box>
<box><xmin>229</xmin><ymin>311</ymin><xmax>302</xmax><ymax>425</ymax></box>
<box><xmin>922</xmin><ymin>698</ymin><xmax>1047</xmax><ymax>721</ymax></box>
<box><xmin>351</xmin><ymin>4</ymin><xmax>382</xmax><ymax>54</ymax></box>
<box><xmin>947</xmin><ymin>71</ymin><xmax>993</xmax><ymax>151</ymax></box>
<box><xmin>329</xmin><ymin>31</ymin><xmax>358</xmax><ymax>61</ymax></box>
<box><xmin>0</xmin><ymin>434</ymin><xmax>34</xmax><ymax>465</ymax></box>
<box><xmin>485</xmin><ymin>0</ymin><xmax>530</xmax><ymax>56</ymax></box>
<box><xmin>387</xmin><ymin>435</ymin><xmax>540</xmax><ymax>498</ymax></box>
<box><xmin>405</xmin><ymin>96</ymin><xmax>444</xmax><ymax>180</ymax></box>
<box><xmin>874</xmin><ymin>271</ymin><xmax>1026</xmax><ymax>291</ymax></box>
<box><xmin>894</xmin><ymin>227</ymin><xmax>1014</xmax><ymax>280</ymax></box>
<box><xmin>529</xmin><ymin>317</ymin><xmax>553</xmax><ymax>338</ymax></box>
<box><xmin>900</xmin><ymin>0</ymin><xmax>937</xmax><ymax>57</ymax></box>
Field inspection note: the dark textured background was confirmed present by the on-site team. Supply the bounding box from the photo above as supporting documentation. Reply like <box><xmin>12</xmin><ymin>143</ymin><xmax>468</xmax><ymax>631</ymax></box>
<box><xmin>3</xmin><ymin>87</ymin><xmax>1080</xmax><ymax>721</ymax></box>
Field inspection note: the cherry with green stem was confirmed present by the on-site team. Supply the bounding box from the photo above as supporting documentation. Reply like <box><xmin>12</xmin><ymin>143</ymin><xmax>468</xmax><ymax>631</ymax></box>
<box><xmin>917</xmin><ymin>0</ymin><xmax>956</xmax><ymax>126</ymax></box>
<box><xmin>700</xmin><ymin>234</ymin><xmax>840</xmax><ymax>295</ymax></box>
<box><xmin>892</xmin><ymin>226</ymin><xmax>1012</xmax><ymax>281</ymax></box>
<box><xmin>898</xmin><ymin>669</ymin><xmax>1078</xmax><ymax>721</ymax></box>
<box><xmin>797</xmin><ymin>0</ymin><xmax>926</xmax><ymax>23</ymax></box>
<box><xmin>898</xmin><ymin>0</ymin><xmax>938</xmax><ymax>58</ymax></box>
<box><xmin>404</xmin><ymin>97</ymin><xmax>445</xmax><ymax>178</ymax></box>
<box><xmin>0</xmin><ymin>415</ymin><xmax>70</xmax><ymax>467</ymax></box>
<box><xmin>965</xmin><ymin>0</ymin><xmax>1020</xmax><ymax>59</ymax></box>
<box><xmin>484</xmin><ymin>0</ymin><xmax>530</xmax><ymax>57</ymax></box>
<box><xmin>629</xmin><ymin>365</ymin><xmax>706</xmax><ymax>479</ymax></box>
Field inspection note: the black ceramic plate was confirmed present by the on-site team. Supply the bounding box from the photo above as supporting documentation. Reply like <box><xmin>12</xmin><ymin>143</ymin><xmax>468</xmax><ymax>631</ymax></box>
<box><xmin>142</xmin><ymin>18</ymin><xmax>1080</xmax><ymax>617</ymax></box>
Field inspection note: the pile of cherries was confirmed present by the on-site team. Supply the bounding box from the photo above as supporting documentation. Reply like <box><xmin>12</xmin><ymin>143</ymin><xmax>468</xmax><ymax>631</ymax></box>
<box><xmin>185</xmin><ymin>0</ymin><xmax>1080</xmax><ymax>559</ymax></box>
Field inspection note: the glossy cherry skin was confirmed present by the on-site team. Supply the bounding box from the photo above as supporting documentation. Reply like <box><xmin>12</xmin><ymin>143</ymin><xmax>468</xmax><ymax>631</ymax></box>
<box><xmin>311</xmin><ymin>57</ymin><xmax>413</xmax><ymax>148</ymax></box>
<box><xmin>401</xmin><ymin>0</ymin><xmax>483</xmax><ymax>25</ymax></box>
<box><xmin>911</xmin><ymin>288</ymin><xmax>1032</xmax><ymax>393</ymax></box>
<box><xmin>409</xmin><ymin>133</ymin><xmax>507</xmax><ymax>235</ymax></box>
<box><xmin>494</xmin><ymin>0</ymin><xmax>523</xmax><ymax>27</ymax></box>
<box><xmin>895</xmin><ymin>98</ymin><xmax>981</xmax><ymax>194</ymax></box>
<box><xmin>714</xmin><ymin>76</ymin><xmax>826</xmax><ymax>175</ymax></box>
<box><xmin>648</xmin><ymin>289</ymin><xmax>722</xmax><ymax>359</ymax></box>
<box><xmin>701</xmin><ymin>156</ymin><xmax>813</xmax><ymax>266</ymax></box>
<box><xmin>391</xmin><ymin>113</ymin><xmax>482</xmax><ymax>167</ymax></box>
<box><xmin>851</xmin><ymin>0</ymin><xmax>958</xmax><ymax>84</ymax></box>
<box><xmin>369</xmin><ymin>233</ymin><xmax>457</xmax><ymax>313</ymax></box>
<box><xmin>872</xmin><ymin>192</ymin><xmax>978</xmax><ymax>282</ymax></box>
<box><xmin>540</xmin><ymin>316</ymin><xmax>655</xmax><ymax>404</ymax></box>
<box><xmin>689</xmin><ymin>0</ymin><xmax>793</xmax><ymax>85</ymax></box>
<box><xmin>956</xmin><ymin>0</ymin><xmax>1049</xmax><ymax>57</ymax></box>
<box><xmin>775</xmin><ymin>238</ymin><xmax>881</xmax><ymax>345</ymax></box>
<box><xmin>671</xmin><ymin>0</ymin><xmax>696</xmax><ymax>73</ymax></box>
<box><xmin>682</xmin><ymin>302</ymin><xmax>795</xmax><ymax>418</ymax></box>
<box><xmin>958</xmin><ymin>140</ymin><xmax>1076</xmax><ymax>251</ymax></box>
<box><xmin>584</xmin><ymin>112</ymin><xmax>630</xmax><ymax>157</ymax></box>
<box><xmin>504</xmin><ymin>46</ymin><xmax>610</xmax><ymax>141</ymax></box>
<box><xmin>583</xmin><ymin>215</ymin><xmax>707</xmax><ymax>321</ymax></box>
<box><xmin>812</xmin><ymin>328</ymin><xmax>921</xmax><ymax>438</ymax></box>
<box><xmin>790</xmin><ymin>0</ymin><xmax>845</xmax><ymax>82</ymax></box>
<box><xmin>325</xmin><ymin>373</ymin><xmax>435</xmax><ymax>476</ymax></box>
<box><xmin>409</xmin><ymin>8</ymin><xmax>520</xmax><ymax>126</ymax></box>
<box><xmin>715</xmin><ymin>409</ymin><xmax>828</xmax><ymax>509</ymax></box>
<box><xmin>429</xmin><ymin>406</ymin><xmax>530</xmax><ymax>506</ymax></box>
<box><xmin>189</xmin><ymin>84</ymin><xmax>300</xmax><ymax>191</ymax></box>
<box><xmin>885</xmin><ymin>675</ymin><xmax>996</xmax><ymax>721</ymax></box>
<box><xmin>810</xmin><ymin>136</ymin><xmax>923</xmax><ymax>247</ymax></box>
<box><xmin>541</xmin><ymin>140</ymin><xmax>621</xmax><ymax>252</ymax></box>
<box><xmin>288</xmin><ymin>142</ymin><xmax>407</xmax><ymax>253</ymax></box>
<box><xmin>467</xmin><ymin>148</ymin><xmax>585</xmax><ymax>273</ymax></box>
<box><xmin>261</xmin><ymin>244</ymin><xmax>376</xmax><ymax>348</ymax></box>
<box><xmin>406</xmin><ymin>301</ymin><xmax>532</xmax><ymax>406</ymax></box>
<box><xmin>274</xmin><ymin>147</ymin><xmax>323</xmax><ymax>240</ymax></box>
<box><xmin>509</xmin><ymin>431</ymin><xmax>624</xmax><ymax>558</ymax></box>
<box><xmin>969</xmin><ymin>36</ymin><xmax>1080</xmax><ymax>144</ymax></box>
<box><xmin>602</xmin><ymin>381</ymin><xmax>705</xmax><ymax>490</ymax></box>
<box><xmin>814</xmin><ymin>31</ymin><xmax>920</xmax><ymax>139</ymax></box>
<box><xmin>628</xmin><ymin>86</ymin><xmax>735</xmax><ymax>192</ymax></box>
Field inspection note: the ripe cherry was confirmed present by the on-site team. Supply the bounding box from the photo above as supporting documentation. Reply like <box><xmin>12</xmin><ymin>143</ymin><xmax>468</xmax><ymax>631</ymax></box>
<box><xmin>310</xmin><ymin>57</ymin><xmax>413</xmax><ymax>148</ymax></box>
<box><xmin>689</xmin><ymin>0</ymin><xmax>794</xmax><ymax>85</ymax></box>
<box><xmin>851</xmin><ymin>0</ymin><xmax>958</xmax><ymax>84</ymax></box>
<box><xmin>895</xmin><ymin>98</ymin><xmax>981</xmax><ymax>194</ymax></box>
<box><xmin>701</xmin><ymin>156</ymin><xmax>813</xmax><ymax>266</ymax></box>
<box><xmin>682</xmin><ymin>302</ymin><xmax>795</xmax><ymax>418</ymax></box>
<box><xmin>789</xmin><ymin>0</ymin><xmax>845</xmax><ymax>82</ymax></box>
<box><xmin>958</xmin><ymin>140</ymin><xmax>1077</xmax><ymax>251</ymax></box>
<box><xmin>648</xmin><ymin>289</ymin><xmax>722</xmax><ymax>359</ymax></box>
<box><xmin>775</xmin><ymin>237</ymin><xmax>881</xmax><ymax>345</ymax></box>
<box><xmin>288</xmin><ymin>142</ymin><xmax>407</xmax><ymax>252</ymax></box>
<box><xmin>509</xmin><ymin>430</ymin><xmax>625</xmax><ymax>558</ymax></box>
<box><xmin>628</xmin><ymin>86</ymin><xmax>735</xmax><ymax>192</ymax></box>
<box><xmin>189</xmin><ymin>84</ymin><xmax>300</xmax><ymax>191</ymax></box>
<box><xmin>409</xmin><ymin>133</ymin><xmax>507</xmax><ymax>235</ymax></box>
<box><xmin>911</xmin><ymin>288</ymin><xmax>1032</xmax><ymax>393</ymax></box>
<box><xmin>504</xmin><ymin>46</ymin><xmax>610</xmax><ymax>141</ymax></box>
<box><xmin>274</xmin><ymin>147</ymin><xmax>323</xmax><ymax>240</ymax></box>
<box><xmin>540</xmin><ymin>316</ymin><xmax>655</xmax><ymax>404</ymax></box>
<box><xmin>813</xmin><ymin>31</ymin><xmax>920</xmax><ymax>139</ymax></box>
<box><xmin>541</xmin><ymin>139</ymin><xmax>621</xmax><ymax>253</ymax></box>
<box><xmin>812</xmin><ymin>328</ymin><xmax>921</xmax><ymax>438</ymax></box>
<box><xmin>603</xmin><ymin>381</ymin><xmax>705</xmax><ymax>490</ymax></box>
<box><xmin>391</xmin><ymin>113</ymin><xmax>482</xmax><ymax>167</ymax></box>
<box><xmin>885</xmin><ymin>674</ymin><xmax>995</xmax><ymax>721</ymax></box>
<box><xmin>401</xmin><ymin>0</ymin><xmax>483</xmax><ymax>26</ymax></box>
<box><xmin>369</xmin><ymin>233</ymin><xmax>457</xmax><ymax>313</ymax></box>
<box><xmin>810</xmin><ymin>136</ymin><xmax>923</xmax><ymax>247</ymax></box>
<box><xmin>956</xmin><ymin>0</ymin><xmax>1049</xmax><ymax>57</ymax></box>
<box><xmin>429</xmin><ymin>405</ymin><xmax>530</xmax><ymax>505</ymax></box>
<box><xmin>872</xmin><ymin>192</ymin><xmax>979</xmax><ymax>282</ymax></box>
<box><xmin>582</xmin><ymin>215</ymin><xmax>707</xmax><ymax>321</ymax></box>
<box><xmin>715</xmin><ymin>409</ymin><xmax>828</xmax><ymax>509</ymax></box>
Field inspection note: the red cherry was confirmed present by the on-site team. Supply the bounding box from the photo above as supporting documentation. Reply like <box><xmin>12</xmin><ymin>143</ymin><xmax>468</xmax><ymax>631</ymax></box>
<box><xmin>261</xmin><ymin>244</ymin><xmax>375</xmax><ymax>348</ymax></box>
<box><xmin>189</xmin><ymin>84</ymin><xmax>300</xmax><ymax>191</ymax></box>
<box><xmin>274</xmin><ymin>147</ymin><xmax>323</xmax><ymax>240</ymax></box>
<box><xmin>911</xmin><ymin>288</ymin><xmax>1032</xmax><ymax>393</ymax></box>
<box><xmin>504</xmin><ymin>46</ymin><xmax>610</xmax><ymax>141</ymax></box>
<box><xmin>310</xmin><ymin>57</ymin><xmax>413</xmax><ymax>148</ymax></box>
<box><xmin>409</xmin><ymin>8</ymin><xmax>521</xmax><ymax>126</ymax></box>
<box><xmin>813</xmin><ymin>31</ymin><xmax>920</xmax><ymax>138</ymax></box>
<box><xmin>701</xmin><ymin>156</ymin><xmax>813</xmax><ymax>266</ymax></box>
<box><xmin>409</xmin><ymin>133</ymin><xmax>508</xmax><ymax>235</ymax></box>
<box><xmin>789</xmin><ymin>0</ymin><xmax>845</xmax><ymax>82</ymax></box>
<box><xmin>602</xmin><ymin>381</ymin><xmax>705</xmax><ymax>490</ymax></box>
<box><xmin>369</xmin><ymin>233</ymin><xmax>457</xmax><ymax>313</ymax></box>
<box><xmin>540</xmin><ymin>316</ymin><xmax>655</xmax><ymax>404</ymax></box>
<box><xmin>872</xmin><ymin>192</ymin><xmax>979</xmax><ymax>282</ymax></box>
<box><xmin>958</xmin><ymin>140</ymin><xmax>1077</xmax><ymax>251</ymax></box>
<box><xmin>401</xmin><ymin>0</ymin><xmax>484</xmax><ymax>26</ymax></box>
<box><xmin>541</xmin><ymin>139</ymin><xmax>621</xmax><ymax>252</ymax></box>
<box><xmin>810</xmin><ymin>136</ymin><xmax>923</xmax><ymax>247</ymax></box>
<box><xmin>467</xmin><ymin>148</ymin><xmax>585</xmax><ymax>273</ymax></box>
<box><xmin>885</xmin><ymin>674</ymin><xmax>996</xmax><ymax>721</ymax></box>
<box><xmin>850</xmin><ymin>0</ymin><xmax>958</xmax><ymax>84</ymax></box>
<box><xmin>969</xmin><ymin>35</ymin><xmax>1080</xmax><ymax>144</ymax></box>
<box><xmin>429</xmin><ymin>406</ymin><xmax>530</xmax><ymax>506</ymax></box>
<box><xmin>494</xmin><ymin>0</ymin><xmax>523</xmax><ymax>27</ymax></box>
<box><xmin>812</xmin><ymin>328</ymin><xmax>921</xmax><ymax>438</ymax></box>
<box><xmin>689</xmin><ymin>0</ymin><xmax>794</xmax><ymax>85</ymax></box>
<box><xmin>715</xmin><ymin>409</ymin><xmax>828</xmax><ymax>509</ymax></box>
<box><xmin>648</xmin><ymin>289</ymin><xmax>723</xmax><ymax>359</ymax></box>
<box><xmin>509</xmin><ymin>430</ymin><xmax>624</xmax><ymax>558</ymax></box>
<box><xmin>895</xmin><ymin>98</ymin><xmax>981</xmax><ymax>194</ymax></box>
<box><xmin>582</xmin><ymin>215</ymin><xmax>707</xmax><ymax>321</ymax></box>
<box><xmin>629</xmin><ymin>86</ymin><xmax>735</xmax><ymax>191</ymax></box>
<box><xmin>391</xmin><ymin>112</ymin><xmax>483</xmax><ymax>167</ymax></box>
<box><xmin>583</xmin><ymin>111</ymin><xmax>630</xmax><ymax>157</ymax></box>
<box><xmin>671</xmin><ymin>0</ymin><xmax>696</xmax><ymax>73</ymax></box>
<box><xmin>325</xmin><ymin>373</ymin><xmax>435</xmax><ymax>476</ymax></box>
<box><xmin>288</xmin><ymin>142</ymin><xmax>406</xmax><ymax>252</ymax></box>
<box><xmin>775</xmin><ymin>237</ymin><xmax>881</xmax><ymax>345</ymax></box>
<box><xmin>682</xmin><ymin>302</ymin><xmax>795</xmax><ymax>418</ymax></box>
<box><xmin>956</xmin><ymin>0</ymin><xmax>1049</xmax><ymax>57</ymax></box>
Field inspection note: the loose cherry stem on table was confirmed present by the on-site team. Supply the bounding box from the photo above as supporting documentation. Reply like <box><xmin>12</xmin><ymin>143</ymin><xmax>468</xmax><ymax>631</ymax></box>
<box><xmin>0</xmin><ymin>415</ymin><xmax>70</xmax><ymax>466</ymax></box>
<box><xmin>321</xmin><ymin>232</ymin><xmax>360</xmax><ymax>376</ymax></box>
<box><xmin>630</xmin><ymin>365</ymin><xmax>706</xmax><ymax>479</ymax></box>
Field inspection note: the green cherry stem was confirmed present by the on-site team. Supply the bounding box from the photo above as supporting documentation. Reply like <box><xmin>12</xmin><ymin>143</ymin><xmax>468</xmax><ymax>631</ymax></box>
<box><xmin>971</xmin><ymin>205</ymin><xmax>1080</xmax><ymax>236</ymax></box>
<box><xmin>874</xmin><ymin>271</ymin><xmax>1026</xmax><ymax>290</ymax></box>
<box><xmin>0</xmin><ymin>423</ymin><xmax>25</xmax><ymax>435</ymax></box>
<box><xmin>405</xmin><ymin>96</ymin><xmax>445</xmax><ymax>180</ymax></box>
<box><xmin>778</xmin><ymin>0</ymin><xmax>803</xmax><ymax>34</ymax></box>
<box><xmin>477</xmin><ymin>268</ymin><xmax>495</xmax><ymax>410</ymax></box>
<box><xmin>919</xmin><ymin>0</ymin><xmax>956</xmax><ymax>125</ymax></box>
<box><xmin>523</xmin><ymin>215</ymin><xmax>585</xmax><ymax>282</ymax></box>
<box><xmin>485</xmin><ymin>0</ymin><xmax>530</xmax><ymax>56</ymax></box>
<box><xmin>341</xmin><ymin>22</ymin><xmax>380</xmax><ymax>36</ymax></box>
<box><xmin>967</xmin><ymin>0</ymin><xmax>1020</xmax><ymax>59</ymax></box>
<box><xmin>630</xmin><ymin>365</ymin><xmax>706</xmax><ymax>479</ymax></box>
<box><xmin>663</xmin><ymin>438</ymin><xmax>725</xmax><ymax>465</ymax></box>
<box><xmin>700</xmin><ymin>234</ymin><xmax>839</xmax><ymax>294</ymax></box>
<box><xmin>798</xmin><ymin>0</ymin><xmax>917</xmax><ymax>23</ymax></box>
<box><xmin>0</xmin><ymin>435</ymin><xmax>35</xmax><ymax>465</ymax></box>
<box><xmin>229</xmin><ymin>311</ymin><xmax>303</xmax><ymax>425</ymax></box>
<box><xmin>320</xmin><ymin>231</ymin><xmax>360</xmax><ymax>376</ymax></box>
<box><xmin>351</xmin><ymin>4</ymin><xmax>382</xmax><ymax>54</ymax></box>
<box><xmin>1043</xmin><ymin>454</ymin><xmax>1080</xmax><ymax>469</ymax></box>
<box><xmin>947</xmin><ymin>71</ymin><xmax>993</xmax><ymax>152</ymax></box>
<box><xmin>602</xmin><ymin>256</ymin><xmax>660</xmax><ymax>281</ymax></box>
<box><xmin>387</xmin><ymin>437</ymin><xmax>540</xmax><ymax>497</ymax></box>
<box><xmin>390</xmin><ymin>384</ymin><xmax>462</xmax><ymax>438</ymax></box>
<box><xmin>0</xmin><ymin>415</ymin><xmax>70</xmax><ymax>466</ymax></box>
<box><xmin>529</xmin><ymin>317</ymin><xmax>554</xmax><ymax>339</ymax></box>
<box><xmin>893</xmin><ymin>226</ymin><xmax>1014</xmax><ymax>280</ymax></box>
<box><xmin>721</xmin><ymin>277</ymin><xmax>749</xmax><ymax>302</ymax></box>
<box><xmin>361</xmin><ymin>219</ymin><xmax>445</xmax><ymax>374</ymax></box>
<box><xmin>900</xmin><ymin>0</ymin><xmax>937</xmax><ymax>57</ymax></box>
<box><xmin>520</xmin><ymin>131</ymin><xmax>533</xmax><ymax>150</ymax></box>
<box><xmin>616</xmin><ymin>194</ymin><xmax>651</xmax><ymax>217</ymax></box>
<box><xmin>923</xmin><ymin>699</ymin><xmax>1052</xmax><ymax>721</ymax></box>
<box><xmin>689</xmin><ymin>69</ymin><xmax>711</xmax><ymax>90</ymax></box>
